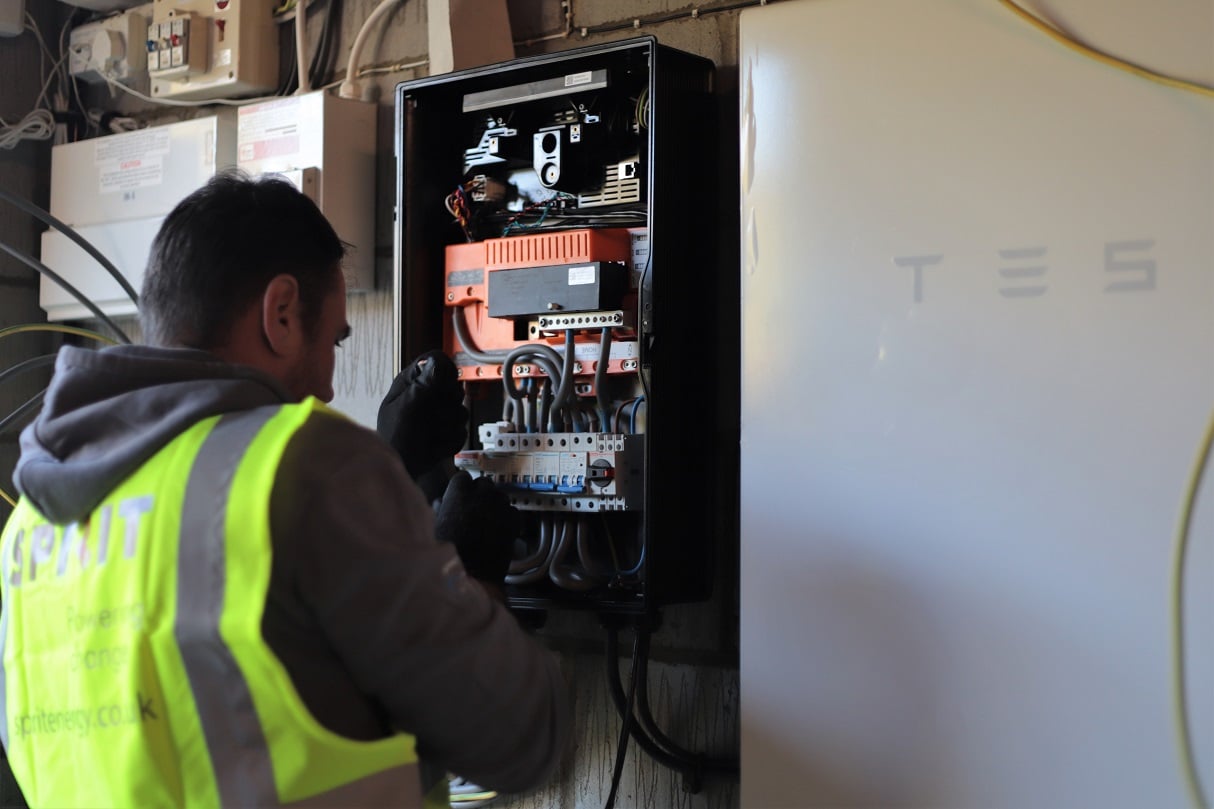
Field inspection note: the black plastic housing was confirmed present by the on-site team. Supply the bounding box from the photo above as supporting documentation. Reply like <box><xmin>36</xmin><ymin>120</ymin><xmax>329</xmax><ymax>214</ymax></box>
<box><xmin>394</xmin><ymin>37</ymin><xmax>717</xmax><ymax>615</ymax></box>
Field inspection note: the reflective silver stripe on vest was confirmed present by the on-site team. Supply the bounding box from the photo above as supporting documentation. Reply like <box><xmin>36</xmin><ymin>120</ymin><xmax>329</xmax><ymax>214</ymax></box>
<box><xmin>176</xmin><ymin>408</ymin><xmax>280</xmax><ymax>807</ymax></box>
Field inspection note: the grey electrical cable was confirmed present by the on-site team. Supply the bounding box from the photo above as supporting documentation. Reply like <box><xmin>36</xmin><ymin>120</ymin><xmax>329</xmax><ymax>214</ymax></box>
<box><xmin>510</xmin><ymin>331</ymin><xmax>576</xmax><ymax>431</ymax></box>
<box><xmin>502</xmin><ymin>345</ymin><xmax>566</xmax><ymax>431</ymax></box>
<box><xmin>576</xmin><ymin>517</ymin><xmax>614</xmax><ymax>579</ymax></box>
<box><xmin>503</xmin><ymin>352</ymin><xmax>562</xmax><ymax>399</ymax></box>
<box><xmin>0</xmin><ymin>242</ymin><xmax>131</xmax><ymax>344</ymax></box>
<box><xmin>0</xmin><ymin>389</ymin><xmax>46</xmax><ymax>436</ymax></box>
<box><xmin>508</xmin><ymin>518</ymin><xmax>552</xmax><ymax>575</ymax></box>
<box><xmin>506</xmin><ymin>517</ymin><xmax>557</xmax><ymax>585</ymax></box>
<box><xmin>0</xmin><ymin>186</ymin><xmax>138</xmax><ymax>305</ymax></box>
<box><xmin>0</xmin><ymin>353</ymin><xmax>57</xmax><ymax>387</ymax></box>
<box><xmin>549</xmin><ymin>516</ymin><xmax>598</xmax><ymax>591</ymax></box>
<box><xmin>452</xmin><ymin>306</ymin><xmax>511</xmax><ymax>364</ymax></box>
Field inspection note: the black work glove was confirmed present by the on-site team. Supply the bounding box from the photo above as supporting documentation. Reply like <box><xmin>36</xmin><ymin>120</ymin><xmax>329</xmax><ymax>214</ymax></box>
<box><xmin>377</xmin><ymin>350</ymin><xmax>468</xmax><ymax>480</ymax></box>
<box><xmin>433</xmin><ymin>471</ymin><xmax>520</xmax><ymax>584</ymax></box>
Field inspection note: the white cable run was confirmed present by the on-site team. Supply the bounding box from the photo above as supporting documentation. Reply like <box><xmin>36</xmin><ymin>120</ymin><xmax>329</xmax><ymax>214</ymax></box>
<box><xmin>295</xmin><ymin>0</ymin><xmax>311</xmax><ymax>93</ymax></box>
<box><xmin>339</xmin><ymin>0</ymin><xmax>401</xmax><ymax>100</ymax></box>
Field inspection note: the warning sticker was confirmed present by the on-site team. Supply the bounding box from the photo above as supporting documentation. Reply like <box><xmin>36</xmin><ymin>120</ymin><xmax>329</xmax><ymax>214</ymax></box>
<box><xmin>99</xmin><ymin>156</ymin><xmax>164</xmax><ymax>194</ymax></box>
<box><xmin>238</xmin><ymin>97</ymin><xmax>301</xmax><ymax>163</ymax></box>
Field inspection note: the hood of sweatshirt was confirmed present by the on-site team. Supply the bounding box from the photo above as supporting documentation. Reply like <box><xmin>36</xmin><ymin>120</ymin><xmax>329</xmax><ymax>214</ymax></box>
<box><xmin>13</xmin><ymin>344</ymin><xmax>292</xmax><ymax>524</ymax></box>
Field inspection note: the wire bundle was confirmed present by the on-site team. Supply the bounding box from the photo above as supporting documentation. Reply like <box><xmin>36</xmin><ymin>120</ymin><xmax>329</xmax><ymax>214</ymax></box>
<box><xmin>505</xmin><ymin>514</ymin><xmax>639</xmax><ymax>591</ymax></box>
<box><xmin>0</xmin><ymin>188</ymin><xmax>136</xmax><ymax>509</ymax></box>
<box><xmin>602</xmin><ymin>624</ymin><xmax>739</xmax><ymax>807</ymax></box>
<box><xmin>500</xmin><ymin>192</ymin><xmax>577</xmax><ymax>237</ymax></box>
<box><xmin>444</xmin><ymin>184</ymin><xmax>474</xmax><ymax>242</ymax></box>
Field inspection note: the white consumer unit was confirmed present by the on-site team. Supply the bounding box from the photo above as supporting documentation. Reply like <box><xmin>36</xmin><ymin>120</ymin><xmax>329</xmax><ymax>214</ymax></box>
<box><xmin>237</xmin><ymin>91</ymin><xmax>377</xmax><ymax>290</ymax></box>
<box><xmin>40</xmin><ymin>113</ymin><xmax>237</xmax><ymax>321</ymax></box>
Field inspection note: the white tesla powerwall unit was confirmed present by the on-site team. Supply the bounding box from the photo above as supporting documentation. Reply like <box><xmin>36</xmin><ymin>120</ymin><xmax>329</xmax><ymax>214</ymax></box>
<box><xmin>739</xmin><ymin>1</ymin><xmax>1213</xmax><ymax>807</ymax></box>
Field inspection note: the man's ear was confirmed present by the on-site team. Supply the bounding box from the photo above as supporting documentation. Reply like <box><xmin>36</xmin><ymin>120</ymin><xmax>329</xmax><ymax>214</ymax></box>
<box><xmin>261</xmin><ymin>274</ymin><xmax>303</xmax><ymax>357</ymax></box>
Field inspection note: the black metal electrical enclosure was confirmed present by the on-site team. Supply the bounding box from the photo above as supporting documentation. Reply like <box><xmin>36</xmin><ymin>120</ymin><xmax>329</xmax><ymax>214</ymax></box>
<box><xmin>393</xmin><ymin>38</ymin><xmax>717</xmax><ymax>616</ymax></box>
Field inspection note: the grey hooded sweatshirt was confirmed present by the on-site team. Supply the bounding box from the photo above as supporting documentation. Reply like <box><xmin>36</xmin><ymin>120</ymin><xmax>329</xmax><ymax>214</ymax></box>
<box><xmin>10</xmin><ymin>344</ymin><xmax>568</xmax><ymax>794</ymax></box>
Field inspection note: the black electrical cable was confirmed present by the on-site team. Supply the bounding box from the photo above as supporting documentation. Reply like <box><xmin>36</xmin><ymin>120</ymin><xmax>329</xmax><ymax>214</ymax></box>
<box><xmin>525</xmin><ymin>377</ymin><xmax>538</xmax><ymax>433</ymax></box>
<box><xmin>0</xmin><ymin>390</ymin><xmax>46</xmax><ymax>437</ymax></box>
<box><xmin>604</xmin><ymin>629</ymin><xmax>644</xmax><ymax>809</ymax></box>
<box><xmin>594</xmin><ymin>327</ymin><xmax>612</xmax><ymax>431</ymax></box>
<box><xmin>539</xmin><ymin>378</ymin><xmax>553</xmax><ymax>435</ymax></box>
<box><xmin>280</xmin><ymin>0</ymin><xmax>342</xmax><ymax>94</ymax></box>
<box><xmin>559</xmin><ymin>328</ymin><xmax>576</xmax><ymax>415</ymax></box>
<box><xmin>309</xmin><ymin>0</ymin><xmax>343</xmax><ymax>88</ymax></box>
<box><xmin>604</xmin><ymin>625</ymin><xmax>740</xmax><ymax>785</ymax></box>
<box><xmin>0</xmin><ymin>354</ymin><xmax>57</xmax><ymax>388</ymax></box>
<box><xmin>576</xmin><ymin>517</ymin><xmax>614</xmax><ymax>579</ymax></box>
<box><xmin>0</xmin><ymin>187</ymin><xmax>138</xmax><ymax>306</ymax></box>
<box><xmin>0</xmin><ymin>243</ymin><xmax>131</xmax><ymax>344</ymax></box>
<box><xmin>604</xmin><ymin>627</ymin><xmax>698</xmax><ymax>778</ymax></box>
<box><xmin>634</xmin><ymin>630</ymin><xmax>740</xmax><ymax>776</ymax></box>
<box><xmin>277</xmin><ymin>27</ymin><xmax>297</xmax><ymax>96</ymax></box>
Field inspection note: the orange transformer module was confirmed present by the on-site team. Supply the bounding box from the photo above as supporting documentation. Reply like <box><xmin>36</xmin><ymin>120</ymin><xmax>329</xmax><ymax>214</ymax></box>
<box><xmin>444</xmin><ymin>227</ymin><xmax>642</xmax><ymax>395</ymax></box>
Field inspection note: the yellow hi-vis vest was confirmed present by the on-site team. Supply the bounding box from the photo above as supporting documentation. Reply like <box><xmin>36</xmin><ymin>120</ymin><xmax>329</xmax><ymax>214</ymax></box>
<box><xmin>0</xmin><ymin>401</ymin><xmax>444</xmax><ymax>807</ymax></box>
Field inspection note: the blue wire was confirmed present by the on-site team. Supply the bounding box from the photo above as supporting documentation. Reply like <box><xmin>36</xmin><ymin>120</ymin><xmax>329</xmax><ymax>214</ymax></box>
<box><xmin>620</xmin><ymin>545</ymin><xmax>646</xmax><ymax>576</ymax></box>
<box><xmin>629</xmin><ymin>396</ymin><xmax>646</xmax><ymax>434</ymax></box>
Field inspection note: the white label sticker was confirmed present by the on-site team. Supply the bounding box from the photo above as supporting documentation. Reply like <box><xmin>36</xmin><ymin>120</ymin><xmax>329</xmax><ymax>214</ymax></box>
<box><xmin>95</xmin><ymin>129</ymin><xmax>171</xmax><ymax>164</ymax></box>
<box><xmin>568</xmin><ymin>264</ymin><xmax>596</xmax><ymax>286</ymax></box>
<box><xmin>565</xmin><ymin>71</ymin><xmax>593</xmax><ymax>87</ymax></box>
<box><xmin>215</xmin><ymin>48</ymin><xmax>232</xmax><ymax>68</ymax></box>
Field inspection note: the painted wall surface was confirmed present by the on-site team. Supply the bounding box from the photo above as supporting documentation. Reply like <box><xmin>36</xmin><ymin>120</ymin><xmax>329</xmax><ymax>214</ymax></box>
<box><xmin>740</xmin><ymin>1</ymin><xmax>1213</xmax><ymax>807</ymax></box>
<box><xmin>0</xmin><ymin>2</ymin><xmax>61</xmax><ymax>525</ymax></box>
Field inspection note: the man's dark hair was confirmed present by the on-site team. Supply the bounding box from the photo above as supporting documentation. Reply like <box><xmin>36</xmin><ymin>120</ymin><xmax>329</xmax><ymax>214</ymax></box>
<box><xmin>141</xmin><ymin>170</ymin><xmax>346</xmax><ymax>349</ymax></box>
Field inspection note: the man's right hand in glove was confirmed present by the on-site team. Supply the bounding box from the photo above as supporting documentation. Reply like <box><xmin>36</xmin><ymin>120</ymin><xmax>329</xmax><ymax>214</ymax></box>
<box><xmin>434</xmin><ymin>471</ymin><xmax>520</xmax><ymax>586</ymax></box>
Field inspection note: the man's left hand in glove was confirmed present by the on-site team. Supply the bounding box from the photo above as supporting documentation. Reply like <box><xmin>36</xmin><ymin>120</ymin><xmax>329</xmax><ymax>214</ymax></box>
<box><xmin>377</xmin><ymin>350</ymin><xmax>468</xmax><ymax>480</ymax></box>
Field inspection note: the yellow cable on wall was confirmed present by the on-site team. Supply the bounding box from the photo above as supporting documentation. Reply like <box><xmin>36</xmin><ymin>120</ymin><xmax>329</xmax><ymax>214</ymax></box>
<box><xmin>0</xmin><ymin>324</ymin><xmax>120</xmax><ymax>509</ymax></box>
<box><xmin>1173</xmin><ymin>408</ymin><xmax>1214</xmax><ymax>809</ymax></box>
<box><xmin>997</xmin><ymin>0</ymin><xmax>1214</xmax><ymax>99</ymax></box>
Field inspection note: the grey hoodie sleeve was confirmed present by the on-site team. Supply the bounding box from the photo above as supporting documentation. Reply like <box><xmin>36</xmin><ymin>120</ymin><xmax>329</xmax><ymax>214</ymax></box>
<box><xmin>269</xmin><ymin>412</ymin><xmax>569</xmax><ymax>793</ymax></box>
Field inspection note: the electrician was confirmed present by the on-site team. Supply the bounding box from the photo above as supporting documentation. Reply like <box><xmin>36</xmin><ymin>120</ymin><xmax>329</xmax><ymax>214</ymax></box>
<box><xmin>0</xmin><ymin>171</ymin><xmax>569</xmax><ymax>808</ymax></box>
